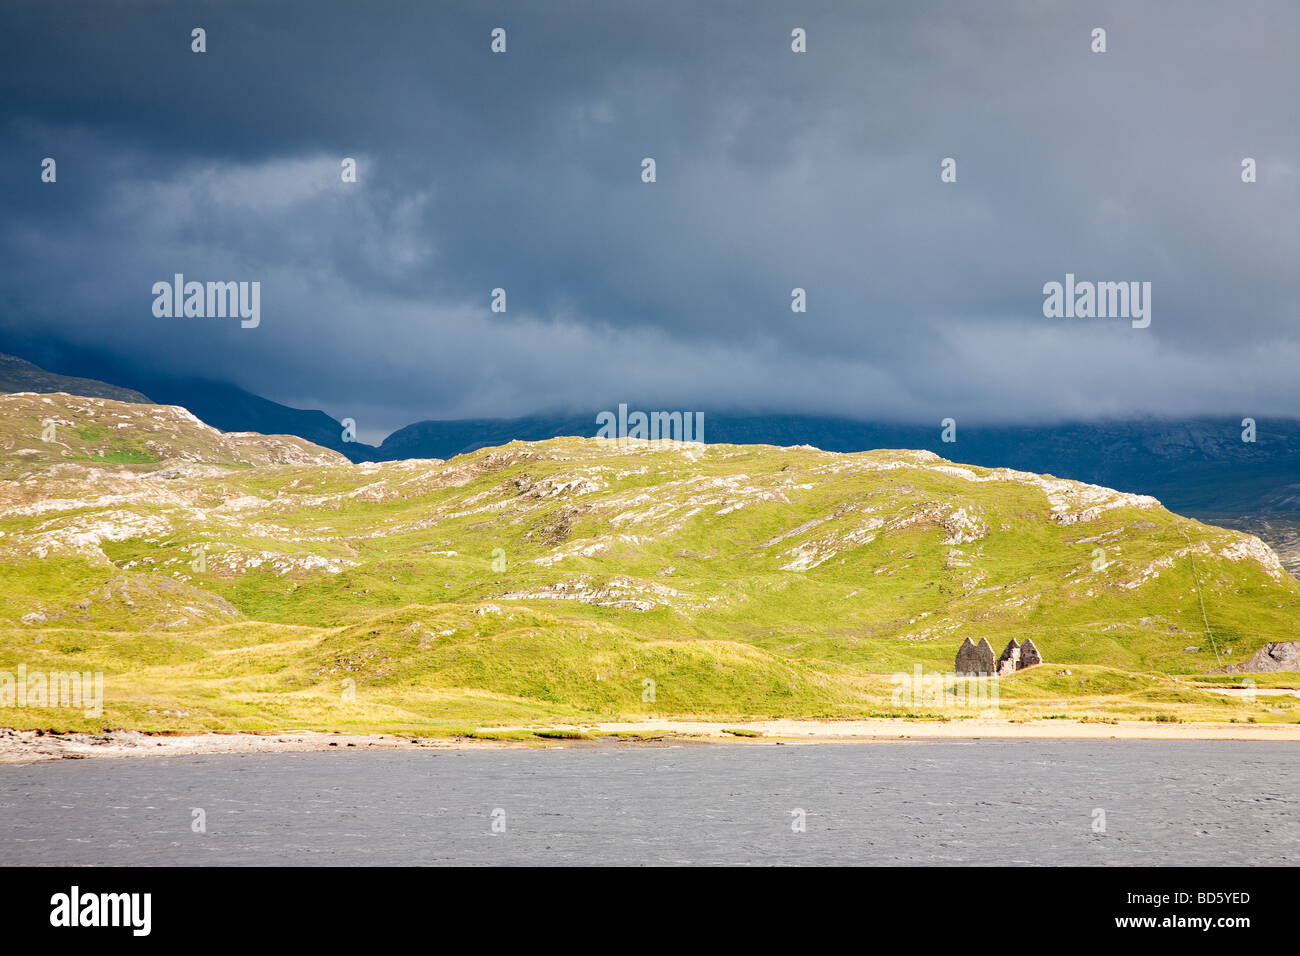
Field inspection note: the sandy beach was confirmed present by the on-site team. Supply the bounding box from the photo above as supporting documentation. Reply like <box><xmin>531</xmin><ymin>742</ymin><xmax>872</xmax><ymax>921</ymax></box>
<box><xmin>2</xmin><ymin>717</ymin><xmax>1299</xmax><ymax>763</ymax></box>
<box><xmin>534</xmin><ymin>717</ymin><xmax>1300</xmax><ymax>741</ymax></box>
<box><xmin>0</xmin><ymin>729</ymin><xmax>494</xmax><ymax>764</ymax></box>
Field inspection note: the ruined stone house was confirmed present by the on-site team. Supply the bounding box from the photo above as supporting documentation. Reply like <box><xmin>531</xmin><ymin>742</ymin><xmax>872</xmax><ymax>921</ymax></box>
<box><xmin>955</xmin><ymin>637</ymin><xmax>996</xmax><ymax>675</ymax></box>
<box><xmin>997</xmin><ymin>638</ymin><xmax>1021</xmax><ymax>676</ymax></box>
<box><xmin>1019</xmin><ymin>637</ymin><xmax>1042</xmax><ymax>668</ymax></box>
<box><xmin>956</xmin><ymin>637</ymin><xmax>1044</xmax><ymax>675</ymax></box>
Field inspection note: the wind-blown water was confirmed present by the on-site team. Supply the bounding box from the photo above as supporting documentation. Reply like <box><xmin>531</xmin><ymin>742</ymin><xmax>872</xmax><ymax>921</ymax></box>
<box><xmin>1</xmin><ymin>741</ymin><xmax>1295</xmax><ymax>865</ymax></box>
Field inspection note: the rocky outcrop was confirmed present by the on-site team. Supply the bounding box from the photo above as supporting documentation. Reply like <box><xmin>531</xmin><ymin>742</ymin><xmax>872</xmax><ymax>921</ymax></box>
<box><xmin>1228</xmin><ymin>641</ymin><xmax>1300</xmax><ymax>673</ymax></box>
<box><xmin>4</xmin><ymin>392</ymin><xmax>1295</xmax><ymax>683</ymax></box>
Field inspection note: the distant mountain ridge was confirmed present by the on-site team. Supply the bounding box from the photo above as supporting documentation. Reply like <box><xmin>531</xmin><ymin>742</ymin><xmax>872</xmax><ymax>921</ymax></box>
<box><xmin>0</xmin><ymin>352</ymin><xmax>152</xmax><ymax>404</ymax></box>
<box><xmin>0</xmin><ymin>352</ymin><xmax>379</xmax><ymax>462</ymax></box>
<box><xmin>128</xmin><ymin>375</ymin><xmax>378</xmax><ymax>463</ymax></box>
<box><xmin>380</xmin><ymin>412</ymin><xmax>1300</xmax><ymax>515</ymax></box>
<box><xmin>3</xmin><ymin>350</ymin><xmax>1297</xmax><ymax>521</ymax></box>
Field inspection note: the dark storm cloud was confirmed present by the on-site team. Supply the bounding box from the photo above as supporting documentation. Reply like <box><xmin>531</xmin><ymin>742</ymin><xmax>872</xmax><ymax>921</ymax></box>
<box><xmin>1</xmin><ymin>0</ymin><xmax>1298</xmax><ymax>440</ymax></box>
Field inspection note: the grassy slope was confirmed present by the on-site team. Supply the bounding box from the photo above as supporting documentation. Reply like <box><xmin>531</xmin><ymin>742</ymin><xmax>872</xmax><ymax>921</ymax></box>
<box><xmin>0</xmin><ymin>393</ymin><xmax>1297</xmax><ymax>733</ymax></box>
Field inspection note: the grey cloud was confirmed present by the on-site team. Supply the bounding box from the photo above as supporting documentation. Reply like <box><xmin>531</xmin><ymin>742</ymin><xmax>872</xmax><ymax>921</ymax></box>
<box><xmin>1</xmin><ymin>0</ymin><xmax>1297</xmax><ymax>437</ymax></box>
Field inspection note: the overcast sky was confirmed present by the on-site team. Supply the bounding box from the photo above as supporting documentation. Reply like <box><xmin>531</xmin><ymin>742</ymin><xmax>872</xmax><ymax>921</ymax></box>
<box><xmin>2</xmin><ymin>0</ymin><xmax>1298</xmax><ymax>441</ymax></box>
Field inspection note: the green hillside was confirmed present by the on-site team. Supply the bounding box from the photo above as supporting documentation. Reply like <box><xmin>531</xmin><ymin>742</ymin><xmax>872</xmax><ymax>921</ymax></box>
<box><xmin>1</xmin><ymin>392</ymin><xmax>1297</xmax><ymax>734</ymax></box>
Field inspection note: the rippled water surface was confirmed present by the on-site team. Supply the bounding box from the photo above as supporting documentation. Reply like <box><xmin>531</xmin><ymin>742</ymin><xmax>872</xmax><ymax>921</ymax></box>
<box><xmin>1</xmin><ymin>740</ymin><xmax>1296</xmax><ymax>865</ymax></box>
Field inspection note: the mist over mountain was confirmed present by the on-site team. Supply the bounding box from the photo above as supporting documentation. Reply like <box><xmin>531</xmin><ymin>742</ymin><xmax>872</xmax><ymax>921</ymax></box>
<box><xmin>379</xmin><ymin>413</ymin><xmax>1300</xmax><ymax>538</ymax></box>
<box><xmin>5</xmin><ymin>1</ymin><xmax>1300</xmax><ymax>882</ymax></box>
<box><xmin>3</xmin><ymin>350</ymin><xmax>1297</xmax><ymax>537</ymax></box>
<box><xmin>123</xmin><ymin>375</ymin><xmax>378</xmax><ymax>463</ymax></box>
<box><xmin>379</xmin><ymin>412</ymin><xmax>1298</xmax><ymax>504</ymax></box>
<box><xmin>0</xmin><ymin>347</ymin><xmax>380</xmax><ymax>462</ymax></box>
<box><xmin>0</xmin><ymin>352</ymin><xmax>151</xmax><ymax>405</ymax></box>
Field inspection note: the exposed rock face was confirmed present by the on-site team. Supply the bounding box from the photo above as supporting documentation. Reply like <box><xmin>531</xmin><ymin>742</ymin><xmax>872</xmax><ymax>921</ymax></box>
<box><xmin>3</xmin><ymin>392</ymin><xmax>1296</xmax><ymax>678</ymax></box>
<box><xmin>997</xmin><ymin>639</ymin><xmax>1021</xmax><ymax>676</ymax></box>
<box><xmin>956</xmin><ymin>636</ymin><xmax>996</xmax><ymax>675</ymax></box>
<box><xmin>1019</xmin><ymin>638</ymin><xmax>1042</xmax><ymax>668</ymax></box>
<box><xmin>0</xmin><ymin>392</ymin><xmax>348</xmax><ymax>474</ymax></box>
<box><xmin>1232</xmin><ymin>641</ymin><xmax>1300</xmax><ymax>673</ymax></box>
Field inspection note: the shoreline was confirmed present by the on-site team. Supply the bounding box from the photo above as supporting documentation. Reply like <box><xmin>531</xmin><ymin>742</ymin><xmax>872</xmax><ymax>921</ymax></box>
<box><xmin>3</xmin><ymin>717</ymin><xmax>1300</xmax><ymax>763</ymax></box>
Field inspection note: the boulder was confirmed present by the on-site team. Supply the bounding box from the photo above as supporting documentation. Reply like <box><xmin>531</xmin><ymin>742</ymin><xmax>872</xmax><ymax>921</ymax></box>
<box><xmin>1235</xmin><ymin>641</ymin><xmax>1300</xmax><ymax>673</ymax></box>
